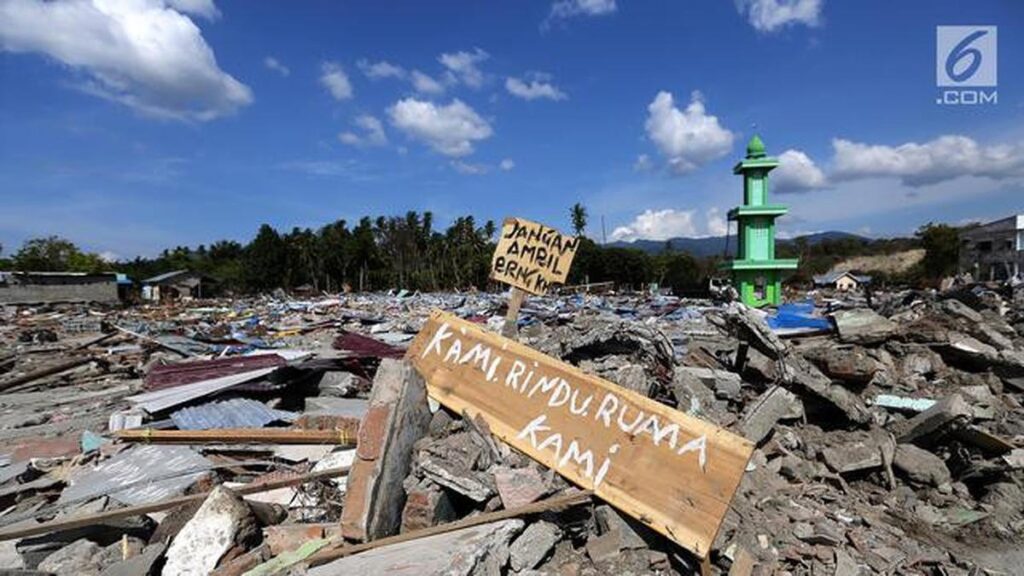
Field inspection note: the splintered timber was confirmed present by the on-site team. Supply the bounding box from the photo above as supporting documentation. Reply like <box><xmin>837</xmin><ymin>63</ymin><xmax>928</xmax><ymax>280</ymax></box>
<box><xmin>491</xmin><ymin>217</ymin><xmax>579</xmax><ymax>295</ymax></box>
<box><xmin>407</xmin><ymin>311</ymin><xmax>754</xmax><ymax>558</ymax></box>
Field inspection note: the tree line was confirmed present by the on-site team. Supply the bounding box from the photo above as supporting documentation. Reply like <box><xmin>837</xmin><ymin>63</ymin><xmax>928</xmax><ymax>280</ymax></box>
<box><xmin>0</xmin><ymin>208</ymin><xmax>962</xmax><ymax>295</ymax></box>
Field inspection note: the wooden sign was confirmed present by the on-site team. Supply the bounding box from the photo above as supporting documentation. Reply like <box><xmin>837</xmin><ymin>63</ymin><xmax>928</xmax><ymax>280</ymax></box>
<box><xmin>490</xmin><ymin>217</ymin><xmax>579</xmax><ymax>296</ymax></box>
<box><xmin>406</xmin><ymin>311</ymin><xmax>754</xmax><ymax>558</ymax></box>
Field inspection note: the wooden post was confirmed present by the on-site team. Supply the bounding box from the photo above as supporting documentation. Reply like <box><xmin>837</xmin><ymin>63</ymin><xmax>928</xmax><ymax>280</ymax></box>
<box><xmin>501</xmin><ymin>287</ymin><xmax>526</xmax><ymax>339</ymax></box>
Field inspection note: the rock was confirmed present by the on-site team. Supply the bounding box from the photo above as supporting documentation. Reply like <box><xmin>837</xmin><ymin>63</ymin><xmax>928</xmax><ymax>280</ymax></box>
<box><xmin>99</xmin><ymin>542</ymin><xmax>165</xmax><ymax>576</ymax></box>
<box><xmin>739</xmin><ymin>385</ymin><xmax>803</xmax><ymax>443</ymax></box>
<box><xmin>493</xmin><ymin>466</ymin><xmax>548</xmax><ymax>509</ymax></box>
<box><xmin>893</xmin><ymin>444</ymin><xmax>951</xmax><ymax>487</ymax></box>
<box><xmin>822</xmin><ymin>440</ymin><xmax>882</xmax><ymax>474</ymax></box>
<box><xmin>831</xmin><ymin>308</ymin><xmax>898</xmax><ymax>345</ymax></box>
<box><xmin>676</xmin><ymin>367</ymin><xmax>743</xmax><ymax>401</ymax></box>
<box><xmin>308</xmin><ymin>520</ymin><xmax>524</xmax><ymax>576</ymax></box>
<box><xmin>594</xmin><ymin>505</ymin><xmax>654</xmax><ymax>550</ymax></box>
<box><xmin>400</xmin><ymin>478</ymin><xmax>456</xmax><ymax>531</ymax></box>
<box><xmin>894</xmin><ymin>394</ymin><xmax>972</xmax><ymax>443</ymax></box>
<box><xmin>943</xmin><ymin>333</ymin><xmax>1000</xmax><ymax>367</ymax></box>
<box><xmin>316</xmin><ymin>371</ymin><xmax>367</xmax><ymax>397</ymax></box>
<box><xmin>939</xmin><ymin>298</ymin><xmax>983</xmax><ymax>323</ymax></box>
<box><xmin>508</xmin><ymin>520</ymin><xmax>562</xmax><ymax>571</ymax></box>
<box><xmin>38</xmin><ymin>539</ymin><xmax>104</xmax><ymax>576</ymax></box>
<box><xmin>802</xmin><ymin>345</ymin><xmax>885</xmax><ymax>385</ymax></box>
<box><xmin>585</xmin><ymin>531</ymin><xmax>621</xmax><ymax>564</ymax></box>
<box><xmin>163</xmin><ymin>487</ymin><xmax>257</xmax><ymax>576</ymax></box>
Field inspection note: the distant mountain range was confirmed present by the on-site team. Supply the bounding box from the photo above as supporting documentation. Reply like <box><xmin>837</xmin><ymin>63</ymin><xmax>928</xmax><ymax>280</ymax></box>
<box><xmin>606</xmin><ymin>231</ymin><xmax>867</xmax><ymax>257</ymax></box>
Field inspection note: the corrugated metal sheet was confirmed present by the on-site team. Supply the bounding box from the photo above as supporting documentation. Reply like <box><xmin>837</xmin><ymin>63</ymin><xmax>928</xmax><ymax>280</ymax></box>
<box><xmin>59</xmin><ymin>444</ymin><xmax>212</xmax><ymax>506</ymax></box>
<box><xmin>146</xmin><ymin>354</ymin><xmax>286</xmax><ymax>391</ymax></box>
<box><xmin>171</xmin><ymin>398</ymin><xmax>295</xmax><ymax>431</ymax></box>
<box><xmin>126</xmin><ymin>367</ymin><xmax>278</xmax><ymax>414</ymax></box>
<box><xmin>332</xmin><ymin>331</ymin><xmax>404</xmax><ymax>359</ymax></box>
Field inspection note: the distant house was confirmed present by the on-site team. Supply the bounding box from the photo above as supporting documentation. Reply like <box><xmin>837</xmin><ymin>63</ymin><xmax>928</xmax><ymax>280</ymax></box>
<box><xmin>813</xmin><ymin>271</ymin><xmax>872</xmax><ymax>291</ymax></box>
<box><xmin>0</xmin><ymin>271</ymin><xmax>123</xmax><ymax>304</ymax></box>
<box><xmin>958</xmin><ymin>214</ymin><xmax>1023</xmax><ymax>281</ymax></box>
<box><xmin>141</xmin><ymin>270</ymin><xmax>217</xmax><ymax>302</ymax></box>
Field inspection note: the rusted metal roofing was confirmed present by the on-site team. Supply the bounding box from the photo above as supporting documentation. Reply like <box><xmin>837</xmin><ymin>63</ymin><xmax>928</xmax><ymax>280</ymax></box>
<box><xmin>145</xmin><ymin>354</ymin><xmax>286</xmax><ymax>391</ymax></box>
<box><xmin>332</xmin><ymin>331</ymin><xmax>404</xmax><ymax>359</ymax></box>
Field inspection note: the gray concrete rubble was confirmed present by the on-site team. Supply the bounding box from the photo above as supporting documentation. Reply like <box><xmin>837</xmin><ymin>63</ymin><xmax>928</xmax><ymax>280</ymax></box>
<box><xmin>0</xmin><ymin>284</ymin><xmax>1021</xmax><ymax>575</ymax></box>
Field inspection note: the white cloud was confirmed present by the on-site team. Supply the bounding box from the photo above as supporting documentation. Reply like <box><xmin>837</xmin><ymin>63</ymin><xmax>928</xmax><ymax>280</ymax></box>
<box><xmin>544</xmin><ymin>0</ymin><xmax>616</xmax><ymax>27</ymax></box>
<box><xmin>388</xmin><ymin>98</ymin><xmax>492</xmax><ymax>157</ymax></box>
<box><xmin>706</xmin><ymin>207</ymin><xmax>728</xmax><ymax>236</ymax></box>
<box><xmin>0</xmin><ymin>0</ymin><xmax>252</xmax><ymax>121</ymax></box>
<box><xmin>644</xmin><ymin>90</ymin><xmax>735</xmax><ymax>174</ymax></box>
<box><xmin>774</xmin><ymin>149</ymin><xmax>827</xmax><ymax>193</ymax></box>
<box><xmin>264</xmin><ymin>56</ymin><xmax>289</xmax><ymax>77</ymax></box>
<box><xmin>438</xmin><ymin>48</ymin><xmax>488</xmax><ymax>89</ymax></box>
<box><xmin>320</xmin><ymin>61</ymin><xmax>353</xmax><ymax>100</ymax></box>
<box><xmin>831</xmin><ymin>135</ymin><xmax>1024</xmax><ymax>187</ymax></box>
<box><xmin>610</xmin><ymin>209</ymin><xmax>698</xmax><ymax>242</ymax></box>
<box><xmin>736</xmin><ymin>0</ymin><xmax>822</xmax><ymax>33</ymax></box>
<box><xmin>633</xmin><ymin>154</ymin><xmax>653</xmax><ymax>172</ymax></box>
<box><xmin>358</xmin><ymin>59</ymin><xmax>406</xmax><ymax>80</ymax></box>
<box><xmin>505</xmin><ymin>74</ymin><xmax>567</xmax><ymax>101</ymax></box>
<box><xmin>339</xmin><ymin>114</ymin><xmax>387</xmax><ymax>147</ymax></box>
<box><xmin>500</xmin><ymin>158</ymin><xmax>516</xmax><ymax>171</ymax></box>
<box><xmin>411</xmin><ymin>70</ymin><xmax>445</xmax><ymax>95</ymax></box>
<box><xmin>451</xmin><ymin>160</ymin><xmax>488</xmax><ymax>175</ymax></box>
<box><xmin>165</xmin><ymin>0</ymin><xmax>219</xmax><ymax>20</ymax></box>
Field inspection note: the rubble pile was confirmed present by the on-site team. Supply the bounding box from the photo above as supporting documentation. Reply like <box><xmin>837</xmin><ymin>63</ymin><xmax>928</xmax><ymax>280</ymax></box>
<box><xmin>0</xmin><ymin>284</ymin><xmax>1020</xmax><ymax>575</ymax></box>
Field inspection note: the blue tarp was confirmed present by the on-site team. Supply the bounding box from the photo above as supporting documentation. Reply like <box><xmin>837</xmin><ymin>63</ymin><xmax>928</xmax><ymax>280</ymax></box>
<box><xmin>765</xmin><ymin>301</ymin><xmax>832</xmax><ymax>333</ymax></box>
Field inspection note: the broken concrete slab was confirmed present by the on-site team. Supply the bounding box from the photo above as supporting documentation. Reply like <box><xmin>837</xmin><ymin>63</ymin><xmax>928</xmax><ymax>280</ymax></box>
<box><xmin>739</xmin><ymin>385</ymin><xmax>803</xmax><ymax>444</ymax></box>
<box><xmin>676</xmin><ymin>366</ymin><xmax>744</xmax><ymax>401</ymax></box>
<box><xmin>822</xmin><ymin>441</ymin><xmax>882</xmax><ymax>474</ymax></box>
<box><xmin>308</xmin><ymin>520</ymin><xmax>524</xmax><ymax>576</ymax></box>
<box><xmin>163</xmin><ymin>487</ymin><xmax>256</xmax><ymax>576</ymax></box>
<box><xmin>594</xmin><ymin>504</ymin><xmax>655</xmax><ymax>550</ymax></box>
<box><xmin>508</xmin><ymin>520</ymin><xmax>561</xmax><ymax>572</ymax></box>
<box><xmin>400</xmin><ymin>478</ymin><xmax>456</xmax><ymax>532</ymax></box>
<box><xmin>98</xmin><ymin>542</ymin><xmax>165</xmax><ymax>576</ymax></box>
<box><xmin>894</xmin><ymin>394</ymin><xmax>972</xmax><ymax>444</ymax></box>
<box><xmin>493</xmin><ymin>466</ymin><xmax>548</xmax><ymax>509</ymax></box>
<box><xmin>784</xmin><ymin>355</ymin><xmax>871</xmax><ymax>424</ymax></box>
<box><xmin>893</xmin><ymin>444</ymin><xmax>951</xmax><ymax>488</ymax></box>
<box><xmin>37</xmin><ymin>538</ymin><xmax>104</xmax><ymax>575</ymax></box>
<box><xmin>340</xmin><ymin>358</ymin><xmax>432</xmax><ymax>542</ymax></box>
<box><xmin>830</xmin><ymin>308</ymin><xmax>898</xmax><ymax>345</ymax></box>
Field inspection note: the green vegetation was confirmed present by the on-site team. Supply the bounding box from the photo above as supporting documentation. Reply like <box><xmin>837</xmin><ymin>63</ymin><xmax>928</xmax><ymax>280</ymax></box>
<box><xmin>2</xmin><ymin>208</ymin><xmax>965</xmax><ymax>294</ymax></box>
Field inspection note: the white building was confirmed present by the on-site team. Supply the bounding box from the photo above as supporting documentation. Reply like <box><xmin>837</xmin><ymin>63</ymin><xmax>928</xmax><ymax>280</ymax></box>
<box><xmin>959</xmin><ymin>214</ymin><xmax>1024</xmax><ymax>281</ymax></box>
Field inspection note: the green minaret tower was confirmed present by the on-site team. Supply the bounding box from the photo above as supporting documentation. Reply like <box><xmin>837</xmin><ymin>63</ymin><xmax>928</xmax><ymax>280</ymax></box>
<box><xmin>720</xmin><ymin>135</ymin><xmax>798</xmax><ymax>307</ymax></box>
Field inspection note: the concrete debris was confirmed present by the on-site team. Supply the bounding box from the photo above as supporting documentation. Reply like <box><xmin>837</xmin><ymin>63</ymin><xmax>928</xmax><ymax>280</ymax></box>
<box><xmin>308</xmin><ymin>519</ymin><xmax>524</xmax><ymax>576</ymax></box>
<box><xmin>163</xmin><ymin>486</ymin><xmax>257</xmax><ymax>576</ymax></box>
<box><xmin>893</xmin><ymin>443</ymin><xmax>952</xmax><ymax>487</ymax></box>
<box><xmin>508</xmin><ymin>520</ymin><xmax>562</xmax><ymax>571</ymax></box>
<box><xmin>0</xmin><ymin>283</ymin><xmax>1021</xmax><ymax>575</ymax></box>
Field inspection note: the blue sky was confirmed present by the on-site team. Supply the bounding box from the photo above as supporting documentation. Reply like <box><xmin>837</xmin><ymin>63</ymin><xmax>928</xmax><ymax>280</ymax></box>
<box><xmin>1</xmin><ymin>0</ymin><xmax>1022</xmax><ymax>260</ymax></box>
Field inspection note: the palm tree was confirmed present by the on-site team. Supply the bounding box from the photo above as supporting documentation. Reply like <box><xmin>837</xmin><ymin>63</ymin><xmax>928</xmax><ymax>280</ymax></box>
<box><xmin>570</xmin><ymin>203</ymin><xmax>588</xmax><ymax>237</ymax></box>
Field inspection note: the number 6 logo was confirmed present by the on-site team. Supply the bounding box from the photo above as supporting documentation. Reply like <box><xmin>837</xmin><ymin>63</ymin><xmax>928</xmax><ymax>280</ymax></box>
<box><xmin>945</xmin><ymin>30</ymin><xmax>987</xmax><ymax>83</ymax></box>
<box><xmin>936</xmin><ymin>26</ymin><xmax>997</xmax><ymax>87</ymax></box>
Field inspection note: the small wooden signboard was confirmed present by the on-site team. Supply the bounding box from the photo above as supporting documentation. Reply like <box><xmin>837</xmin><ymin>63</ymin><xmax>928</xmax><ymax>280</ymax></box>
<box><xmin>407</xmin><ymin>310</ymin><xmax>754</xmax><ymax>559</ymax></box>
<box><xmin>490</xmin><ymin>217</ymin><xmax>579</xmax><ymax>296</ymax></box>
<box><xmin>490</xmin><ymin>217</ymin><xmax>579</xmax><ymax>337</ymax></box>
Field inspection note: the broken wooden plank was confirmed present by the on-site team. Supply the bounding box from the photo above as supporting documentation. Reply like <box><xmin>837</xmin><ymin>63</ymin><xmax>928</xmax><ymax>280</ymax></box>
<box><xmin>115</xmin><ymin>428</ymin><xmax>357</xmax><ymax>446</ymax></box>
<box><xmin>0</xmin><ymin>356</ymin><xmax>94</xmax><ymax>393</ymax></box>
<box><xmin>0</xmin><ymin>466</ymin><xmax>350</xmax><ymax>541</ymax></box>
<box><xmin>310</xmin><ymin>490</ymin><xmax>592</xmax><ymax>567</ymax></box>
<box><xmin>406</xmin><ymin>310</ymin><xmax>754</xmax><ymax>559</ymax></box>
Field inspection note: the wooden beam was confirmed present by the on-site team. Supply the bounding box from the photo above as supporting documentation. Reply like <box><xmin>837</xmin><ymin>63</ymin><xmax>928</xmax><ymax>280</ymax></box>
<box><xmin>501</xmin><ymin>287</ymin><xmax>527</xmax><ymax>339</ymax></box>
<box><xmin>0</xmin><ymin>466</ymin><xmax>350</xmax><ymax>541</ymax></box>
<box><xmin>308</xmin><ymin>490</ymin><xmax>593</xmax><ymax>567</ymax></box>
<box><xmin>0</xmin><ymin>356</ymin><xmax>94</xmax><ymax>393</ymax></box>
<box><xmin>115</xmin><ymin>428</ymin><xmax>357</xmax><ymax>446</ymax></box>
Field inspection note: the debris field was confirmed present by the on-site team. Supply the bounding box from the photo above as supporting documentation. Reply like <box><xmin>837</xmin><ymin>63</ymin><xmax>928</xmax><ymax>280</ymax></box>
<box><xmin>0</xmin><ymin>284</ymin><xmax>1022</xmax><ymax>575</ymax></box>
